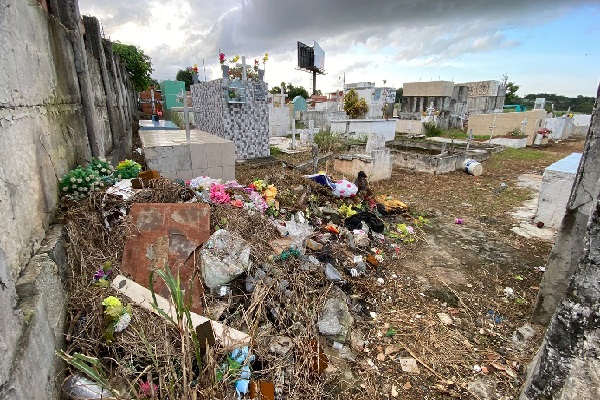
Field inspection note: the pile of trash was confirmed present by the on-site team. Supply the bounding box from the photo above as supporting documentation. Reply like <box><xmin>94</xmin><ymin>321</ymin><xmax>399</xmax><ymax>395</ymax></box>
<box><xmin>59</xmin><ymin>161</ymin><xmax>430</xmax><ymax>400</ymax></box>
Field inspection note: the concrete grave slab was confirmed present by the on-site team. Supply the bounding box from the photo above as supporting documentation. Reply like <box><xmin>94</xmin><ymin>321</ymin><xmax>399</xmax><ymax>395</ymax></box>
<box><xmin>121</xmin><ymin>203</ymin><xmax>210</xmax><ymax>314</ymax></box>
<box><xmin>140</xmin><ymin>130</ymin><xmax>235</xmax><ymax>181</ymax></box>
<box><xmin>139</xmin><ymin>119</ymin><xmax>180</xmax><ymax>131</ymax></box>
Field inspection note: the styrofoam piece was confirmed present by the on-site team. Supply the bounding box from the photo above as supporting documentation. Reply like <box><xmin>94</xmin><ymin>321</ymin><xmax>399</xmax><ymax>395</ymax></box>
<box><xmin>111</xmin><ymin>275</ymin><xmax>250</xmax><ymax>346</ymax></box>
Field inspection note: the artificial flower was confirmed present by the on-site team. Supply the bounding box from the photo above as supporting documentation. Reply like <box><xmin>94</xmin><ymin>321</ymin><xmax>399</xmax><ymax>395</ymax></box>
<box><xmin>263</xmin><ymin>185</ymin><xmax>278</xmax><ymax>204</ymax></box>
<box><xmin>102</xmin><ymin>296</ymin><xmax>122</xmax><ymax>308</ymax></box>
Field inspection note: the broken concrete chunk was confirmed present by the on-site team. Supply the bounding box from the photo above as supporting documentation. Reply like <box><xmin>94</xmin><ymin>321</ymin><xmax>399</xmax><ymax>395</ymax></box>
<box><xmin>317</xmin><ymin>289</ymin><xmax>354</xmax><ymax>342</ymax></box>
<box><xmin>201</xmin><ymin>229</ymin><xmax>251</xmax><ymax>289</ymax></box>
<box><xmin>511</xmin><ymin>323</ymin><xmax>536</xmax><ymax>350</ymax></box>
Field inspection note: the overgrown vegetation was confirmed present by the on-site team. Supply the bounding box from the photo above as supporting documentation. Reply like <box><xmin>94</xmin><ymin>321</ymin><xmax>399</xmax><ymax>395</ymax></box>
<box><xmin>270</xmin><ymin>146</ymin><xmax>282</xmax><ymax>156</ymax></box>
<box><xmin>422</xmin><ymin>122</ymin><xmax>443</xmax><ymax>137</ymax></box>
<box><xmin>314</xmin><ymin>130</ymin><xmax>344</xmax><ymax>152</ymax></box>
<box><xmin>111</xmin><ymin>42</ymin><xmax>154</xmax><ymax>92</ymax></box>
<box><xmin>164</xmin><ymin>109</ymin><xmax>185</xmax><ymax>129</ymax></box>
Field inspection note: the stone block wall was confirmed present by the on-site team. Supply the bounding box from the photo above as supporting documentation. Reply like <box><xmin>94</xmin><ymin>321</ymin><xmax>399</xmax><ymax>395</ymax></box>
<box><xmin>0</xmin><ymin>1</ymin><xmax>136</xmax><ymax>396</ymax></box>
<box><xmin>192</xmin><ymin>79</ymin><xmax>269</xmax><ymax>159</ymax></box>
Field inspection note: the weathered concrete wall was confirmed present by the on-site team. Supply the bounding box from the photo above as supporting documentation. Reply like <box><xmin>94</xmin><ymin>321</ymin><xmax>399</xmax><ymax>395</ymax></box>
<box><xmin>521</xmin><ymin>149</ymin><xmax>600</xmax><ymax>398</ymax></box>
<box><xmin>395</xmin><ymin>119</ymin><xmax>424</xmax><ymax>135</ymax></box>
<box><xmin>403</xmin><ymin>81</ymin><xmax>455</xmax><ymax>97</ymax></box>
<box><xmin>521</xmin><ymin>85</ymin><xmax>600</xmax><ymax>398</ymax></box>
<box><xmin>269</xmin><ymin>106</ymin><xmax>289</xmax><ymax>136</ymax></box>
<box><xmin>532</xmin><ymin>86</ymin><xmax>600</xmax><ymax>325</ymax></box>
<box><xmin>545</xmin><ymin>116</ymin><xmax>576</xmax><ymax>140</ymax></box>
<box><xmin>0</xmin><ymin>0</ymin><xmax>136</xmax><ymax>396</ymax></box>
<box><xmin>467</xmin><ymin>110</ymin><xmax>547</xmax><ymax>145</ymax></box>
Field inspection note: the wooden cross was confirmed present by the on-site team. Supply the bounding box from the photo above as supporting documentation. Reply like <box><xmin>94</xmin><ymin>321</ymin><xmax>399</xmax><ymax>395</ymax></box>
<box><xmin>273</xmin><ymin>85</ymin><xmax>288</xmax><ymax>108</ymax></box>
<box><xmin>236</xmin><ymin>56</ymin><xmax>249</xmax><ymax>80</ymax></box>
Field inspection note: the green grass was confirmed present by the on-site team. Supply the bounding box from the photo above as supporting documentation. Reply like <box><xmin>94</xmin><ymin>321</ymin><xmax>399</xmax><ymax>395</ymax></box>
<box><xmin>496</xmin><ymin>147</ymin><xmax>554</xmax><ymax>161</ymax></box>
<box><xmin>270</xmin><ymin>146</ymin><xmax>282</xmax><ymax>156</ymax></box>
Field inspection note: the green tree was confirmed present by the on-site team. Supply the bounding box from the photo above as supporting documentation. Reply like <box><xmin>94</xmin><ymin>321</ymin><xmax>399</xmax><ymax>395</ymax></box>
<box><xmin>343</xmin><ymin>89</ymin><xmax>369</xmax><ymax>119</ymax></box>
<box><xmin>395</xmin><ymin>87</ymin><xmax>403</xmax><ymax>104</ymax></box>
<box><xmin>176</xmin><ymin>69</ymin><xmax>193</xmax><ymax>90</ymax></box>
<box><xmin>268</xmin><ymin>82</ymin><xmax>309</xmax><ymax>100</ymax></box>
<box><xmin>112</xmin><ymin>42</ymin><xmax>153</xmax><ymax>92</ymax></box>
<box><xmin>505</xmin><ymin>82</ymin><xmax>520</xmax><ymax>104</ymax></box>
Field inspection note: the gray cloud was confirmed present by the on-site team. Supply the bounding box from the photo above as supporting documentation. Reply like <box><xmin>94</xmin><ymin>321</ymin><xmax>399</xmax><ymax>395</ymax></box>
<box><xmin>78</xmin><ymin>0</ymin><xmax>598</xmax><ymax>82</ymax></box>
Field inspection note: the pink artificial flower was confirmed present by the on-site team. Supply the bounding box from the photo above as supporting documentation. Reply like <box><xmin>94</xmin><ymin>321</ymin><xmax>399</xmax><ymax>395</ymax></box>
<box><xmin>138</xmin><ymin>381</ymin><xmax>158</xmax><ymax>398</ymax></box>
<box><xmin>231</xmin><ymin>199</ymin><xmax>244</xmax><ymax>208</ymax></box>
<box><xmin>209</xmin><ymin>184</ymin><xmax>230</xmax><ymax>204</ymax></box>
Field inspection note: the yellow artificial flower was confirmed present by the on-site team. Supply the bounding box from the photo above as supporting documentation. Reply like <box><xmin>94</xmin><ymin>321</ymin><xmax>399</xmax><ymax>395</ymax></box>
<box><xmin>263</xmin><ymin>185</ymin><xmax>278</xmax><ymax>204</ymax></box>
<box><xmin>102</xmin><ymin>296</ymin><xmax>122</xmax><ymax>308</ymax></box>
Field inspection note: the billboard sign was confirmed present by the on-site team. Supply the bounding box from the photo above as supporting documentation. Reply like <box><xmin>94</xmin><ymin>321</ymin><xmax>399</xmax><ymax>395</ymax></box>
<box><xmin>297</xmin><ymin>41</ymin><xmax>313</xmax><ymax>70</ymax></box>
<box><xmin>313</xmin><ymin>41</ymin><xmax>325</xmax><ymax>72</ymax></box>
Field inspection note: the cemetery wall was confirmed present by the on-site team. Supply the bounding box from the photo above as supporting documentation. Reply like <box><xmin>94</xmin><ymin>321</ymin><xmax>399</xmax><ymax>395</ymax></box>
<box><xmin>0</xmin><ymin>1</ymin><xmax>136</xmax><ymax>397</ymax></box>
<box><xmin>467</xmin><ymin>110</ymin><xmax>547</xmax><ymax>145</ymax></box>
<box><xmin>192</xmin><ymin>79</ymin><xmax>270</xmax><ymax>159</ymax></box>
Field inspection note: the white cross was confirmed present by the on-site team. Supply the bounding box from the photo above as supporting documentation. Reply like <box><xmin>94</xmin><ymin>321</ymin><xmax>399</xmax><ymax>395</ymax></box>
<box><xmin>426</xmin><ymin>102</ymin><xmax>435</xmax><ymax>117</ymax></box>
<box><xmin>273</xmin><ymin>85</ymin><xmax>288</xmax><ymax>108</ymax></box>
<box><xmin>236</xmin><ymin>56</ymin><xmax>249</xmax><ymax>80</ymax></box>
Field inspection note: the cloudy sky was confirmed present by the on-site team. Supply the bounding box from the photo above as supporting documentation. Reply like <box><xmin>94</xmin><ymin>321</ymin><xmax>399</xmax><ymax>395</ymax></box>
<box><xmin>79</xmin><ymin>0</ymin><xmax>600</xmax><ymax>97</ymax></box>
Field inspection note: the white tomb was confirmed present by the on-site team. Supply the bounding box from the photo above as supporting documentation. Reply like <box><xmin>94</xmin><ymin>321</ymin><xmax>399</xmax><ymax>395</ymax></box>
<box><xmin>535</xmin><ymin>152</ymin><xmax>582</xmax><ymax>228</ymax></box>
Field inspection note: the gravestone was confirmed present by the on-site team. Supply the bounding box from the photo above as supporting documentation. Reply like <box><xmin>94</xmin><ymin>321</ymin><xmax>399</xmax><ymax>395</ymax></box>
<box><xmin>533</xmin><ymin>98</ymin><xmax>546</xmax><ymax>110</ymax></box>
<box><xmin>292</xmin><ymin>96</ymin><xmax>307</xmax><ymax>112</ymax></box>
<box><xmin>191</xmin><ymin>78</ymin><xmax>269</xmax><ymax>159</ymax></box>
<box><xmin>365</xmin><ymin>133</ymin><xmax>386</xmax><ymax>154</ymax></box>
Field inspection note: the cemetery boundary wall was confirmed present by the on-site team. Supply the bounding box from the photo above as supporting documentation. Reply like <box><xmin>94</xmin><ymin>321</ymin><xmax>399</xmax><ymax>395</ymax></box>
<box><xmin>0</xmin><ymin>0</ymin><xmax>136</xmax><ymax>397</ymax></box>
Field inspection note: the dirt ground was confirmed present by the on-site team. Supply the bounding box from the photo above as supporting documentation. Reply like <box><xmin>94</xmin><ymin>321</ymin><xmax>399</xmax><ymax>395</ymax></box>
<box><xmin>61</xmin><ymin>127</ymin><xmax>584</xmax><ymax>399</ymax></box>
<box><xmin>236</xmin><ymin>138</ymin><xmax>585</xmax><ymax>399</ymax></box>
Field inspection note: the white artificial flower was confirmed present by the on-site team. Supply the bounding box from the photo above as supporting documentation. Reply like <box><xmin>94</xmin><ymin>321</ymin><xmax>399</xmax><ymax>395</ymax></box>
<box><xmin>62</xmin><ymin>187</ymin><xmax>68</xmax><ymax>191</ymax></box>
<box><xmin>70</xmin><ymin>178</ymin><xmax>76</xmax><ymax>183</ymax></box>
<box><xmin>114</xmin><ymin>312</ymin><xmax>131</xmax><ymax>332</ymax></box>
<box><xmin>77</xmin><ymin>179</ymin><xmax>82</xmax><ymax>183</ymax></box>
<box><xmin>72</xmin><ymin>185</ymin><xmax>77</xmax><ymax>189</ymax></box>
<box><xmin>101</xmin><ymin>168</ymin><xmax>106</xmax><ymax>173</ymax></box>
<box><xmin>86</xmin><ymin>176</ymin><xmax>90</xmax><ymax>181</ymax></box>
<box><xmin>81</xmin><ymin>187</ymin><xmax>88</xmax><ymax>192</ymax></box>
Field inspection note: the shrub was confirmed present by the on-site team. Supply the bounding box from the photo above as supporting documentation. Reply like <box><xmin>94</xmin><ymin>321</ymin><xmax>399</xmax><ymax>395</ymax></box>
<box><xmin>343</xmin><ymin>89</ymin><xmax>369</xmax><ymax>119</ymax></box>
<box><xmin>59</xmin><ymin>166</ymin><xmax>100</xmax><ymax>199</ymax></box>
<box><xmin>115</xmin><ymin>159</ymin><xmax>142</xmax><ymax>179</ymax></box>
<box><xmin>314</xmin><ymin>130</ymin><xmax>343</xmax><ymax>153</ymax></box>
<box><xmin>423</xmin><ymin>122</ymin><xmax>443</xmax><ymax>137</ymax></box>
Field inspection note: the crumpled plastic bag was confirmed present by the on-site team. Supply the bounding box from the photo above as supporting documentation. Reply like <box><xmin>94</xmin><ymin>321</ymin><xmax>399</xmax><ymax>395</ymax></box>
<box><xmin>332</xmin><ymin>179</ymin><xmax>358</xmax><ymax>198</ymax></box>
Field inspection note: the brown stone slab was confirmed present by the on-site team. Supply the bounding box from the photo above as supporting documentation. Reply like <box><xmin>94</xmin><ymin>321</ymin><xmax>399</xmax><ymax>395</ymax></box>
<box><xmin>121</xmin><ymin>203</ymin><xmax>210</xmax><ymax>313</ymax></box>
